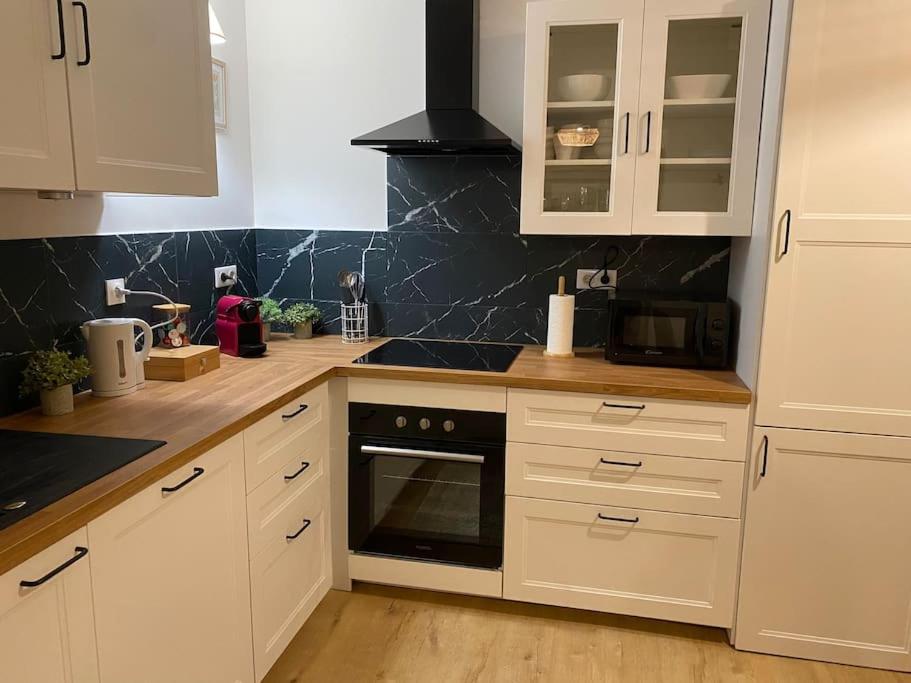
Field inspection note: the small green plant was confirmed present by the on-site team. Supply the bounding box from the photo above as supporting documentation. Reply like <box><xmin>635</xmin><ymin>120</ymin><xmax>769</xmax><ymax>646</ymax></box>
<box><xmin>283</xmin><ymin>302</ymin><xmax>322</xmax><ymax>326</ymax></box>
<box><xmin>20</xmin><ymin>350</ymin><xmax>91</xmax><ymax>397</ymax></box>
<box><xmin>257</xmin><ymin>297</ymin><xmax>284</xmax><ymax>324</ymax></box>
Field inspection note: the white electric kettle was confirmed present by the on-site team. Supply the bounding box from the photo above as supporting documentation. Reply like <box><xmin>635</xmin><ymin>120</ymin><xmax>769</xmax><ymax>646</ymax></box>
<box><xmin>81</xmin><ymin>318</ymin><xmax>153</xmax><ymax>397</ymax></box>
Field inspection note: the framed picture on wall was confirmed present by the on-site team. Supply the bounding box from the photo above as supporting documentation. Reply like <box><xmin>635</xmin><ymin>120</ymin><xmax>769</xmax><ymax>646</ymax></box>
<box><xmin>212</xmin><ymin>59</ymin><xmax>227</xmax><ymax>132</ymax></box>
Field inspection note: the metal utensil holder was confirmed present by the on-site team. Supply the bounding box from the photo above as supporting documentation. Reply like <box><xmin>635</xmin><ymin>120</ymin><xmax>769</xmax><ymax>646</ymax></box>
<box><xmin>341</xmin><ymin>302</ymin><xmax>368</xmax><ymax>344</ymax></box>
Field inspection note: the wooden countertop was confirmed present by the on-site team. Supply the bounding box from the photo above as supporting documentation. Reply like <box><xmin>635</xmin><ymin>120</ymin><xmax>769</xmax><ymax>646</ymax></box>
<box><xmin>0</xmin><ymin>336</ymin><xmax>750</xmax><ymax>575</ymax></box>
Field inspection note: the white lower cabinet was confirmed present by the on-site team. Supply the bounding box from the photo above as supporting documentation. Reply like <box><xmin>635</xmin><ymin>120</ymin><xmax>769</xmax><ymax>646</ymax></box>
<box><xmin>503</xmin><ymin>496</ymin><xmax>740</xmax><ymax>627</ymax></box>
<box><xmin>0</xmin><ymin>528</ymin><xmax>99</xmax><ymax>683</ymax></box>
<box><xmin>736</xmin><ymin>427</ymin><xmax>911</xmax><ymax>672</ymax></box>
<box><xmin>88</xmin><ymin>435</ymin><xmax>254</xmax><ymax>683</ymax></box>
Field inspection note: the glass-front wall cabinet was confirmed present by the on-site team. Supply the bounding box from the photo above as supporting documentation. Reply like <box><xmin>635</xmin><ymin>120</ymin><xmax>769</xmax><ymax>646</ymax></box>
<box><xmin>520</xmin><ymin>0</ymin><xmax>770</xmax><ymax>236</ymax></box>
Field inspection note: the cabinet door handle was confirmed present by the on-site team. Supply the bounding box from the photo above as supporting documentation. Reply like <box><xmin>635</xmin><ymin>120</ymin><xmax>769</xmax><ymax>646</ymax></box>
<box><xmin>597</xmin><ymin>513</ymin><xmax>639</xmax><ymax>524</ymax></box>
<box><xmin>51</xmin><ymin>0</ymin><xmax>66</xmax><ymax>60</ymax></box>
<box><xmin>161</xmin><ymin>467</ymin><xmax>204</xmax><ymax>494</ymax></box>
<box><xmin>602</xmin><ymin>401</ymin><xmax>646</xmax><ymax>410</ymax></box>
<box><xmin>760</xmin><ymin>435</ymin><xmax>769</xmax><ymax>477</ymax></box>
<box><xmin>599</xmin><ymin>458</ymin><xmax>643</xmax><ymax>467</ymax></box>
<box><xmin>20</xmin><ymin>546</ymin><xmax>88</xmax><ymax>588</ymax></box>
<box><xmin>283</xmin><ymin>461</ymin><xmax>311</xmax><ymax>481</ymax></box>
<box><xmin>644</xmin><ymin>111</ymin><xmax>652</xmax><ymax>153</ymax></box>
<box><xmin>781</xmin><ymin>209</ymin><xmax>792</xmax><ymax>256</ymax></box>
<box><xmin>281</xmin><ymin>403</ymin><xmax>309</xmax><ymax>421</ymax></box>
<box><xmin>286</xmin><ymin>519</ymin><xmax>311</xmax><ymax>541</ymax></box>
<box><xmin>73</xmin><ymin>1</ymin><xmax>91</xmax><ymax>66</ymax></box>
<box><xmin>623</xmin><ymin>112</ymin><xmax>630</xmax><ymax>154</ymax></box>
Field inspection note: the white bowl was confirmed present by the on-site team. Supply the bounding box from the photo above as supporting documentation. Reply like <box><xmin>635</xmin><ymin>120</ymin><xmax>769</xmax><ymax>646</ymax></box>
<box><xmin>667</xmin><ymin>74</ymin><xmax>732</xmax><ymax>99</ymax></box>
<box><xmin>557</xmin><ymin>74</ymin><xmax>609</xmax><ymax>102</ymax></box>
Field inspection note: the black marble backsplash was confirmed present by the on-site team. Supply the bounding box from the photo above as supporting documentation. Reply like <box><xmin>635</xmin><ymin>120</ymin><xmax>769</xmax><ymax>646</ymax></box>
<box><xmin>0</xmin><ymin>156</ymin><xmax>731</xmax><ymax>417</ymax></box>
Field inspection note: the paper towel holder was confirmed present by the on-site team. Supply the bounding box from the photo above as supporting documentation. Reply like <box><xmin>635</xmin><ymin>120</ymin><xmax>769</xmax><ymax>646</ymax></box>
<box><xmin>543</xmin><ymin>275</ymin><xmax>576</xmax><ymax>359</ymax></box>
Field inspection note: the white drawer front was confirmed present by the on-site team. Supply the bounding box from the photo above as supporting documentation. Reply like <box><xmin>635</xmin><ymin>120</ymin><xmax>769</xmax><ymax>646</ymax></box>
<box><xmin>244</xmin><ymin>382</ymin><xmax>329</xmax><ymax>492</ymax></box>
<box><xmin>246</xmin><ymin>446</ymin><xmax>327</xmax><ymax>560</ymax></box>
<box><xmin>250</xmin><ymin>486</ymin><xmax>330</xmax><ymax>682</ymax></box>
<box><xmin>506</xmin><ymin>443</ymin><xmax>744</xmax><ymax>518</ymax></box>
<box><xmin>503</xmin><ymin>496</ymin><xmax>739</xmax><ymax>627</ymax></box>
<box><xmin>507</xmin><ymin>388</ymin><xmax>749</xmax><ymax>462</ymax></box>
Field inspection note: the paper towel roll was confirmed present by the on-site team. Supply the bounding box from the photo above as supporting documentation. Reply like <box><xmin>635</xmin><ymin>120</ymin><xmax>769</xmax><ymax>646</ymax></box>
<box><xmin>545</xmin><ymin>293</ymin><xmax>575</xmax><ymax>357</ymax></box>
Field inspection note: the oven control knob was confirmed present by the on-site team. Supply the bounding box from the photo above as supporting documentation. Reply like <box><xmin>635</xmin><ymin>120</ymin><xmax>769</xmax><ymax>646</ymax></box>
<box><xmin>712</xmin><ymin>318</ymin><xmax>725</xmax><ymax>331</ymax></box>
<box><xmin>395</xmin><ymin>416</ymin><xmax>408</xmax><ymax>429</ymax></box>
<box><xmin>443</xmin><ymin>419</ymin><xmax>456</xmax><ymax>433</ymax></box>
<box><xmin>419</xmin><ymin>418</ymin><xmax>431</xmax><ymax>431</ymax></box>
<box><xmin>710</xmin><ymin>338</ymin><xmax>724</xmax><ymax>350</ymax></box>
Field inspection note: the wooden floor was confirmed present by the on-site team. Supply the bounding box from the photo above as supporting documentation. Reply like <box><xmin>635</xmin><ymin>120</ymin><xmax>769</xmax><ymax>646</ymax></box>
<box><xmin>263</xmin><ymin>584</ymin><xmax>911</xmax><ymax>683</ymax></box>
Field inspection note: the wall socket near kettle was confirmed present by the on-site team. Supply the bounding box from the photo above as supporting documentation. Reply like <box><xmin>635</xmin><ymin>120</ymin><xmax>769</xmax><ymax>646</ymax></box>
<box><xmin>105</xmin><ymin>278</ymin><xmax>126</xmax><ymax>306</ymax></box>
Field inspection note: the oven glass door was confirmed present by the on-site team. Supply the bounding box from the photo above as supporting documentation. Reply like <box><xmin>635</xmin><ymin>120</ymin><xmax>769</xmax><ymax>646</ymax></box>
<box><xmin>349</xmin><ymin>435</ymin><xmax>504</xmax><ymax>569</ymax></box>
<box><xmin>609</xmin><ymin>301</ymin><xmax>702</xmax><ymax>363</ymax></box>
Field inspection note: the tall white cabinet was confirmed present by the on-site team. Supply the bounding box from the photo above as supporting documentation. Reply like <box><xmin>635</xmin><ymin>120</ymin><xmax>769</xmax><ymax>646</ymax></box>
<box><xmin>520</xmin><ymin>0</ymin><xmax>770</xmax><ymax>236</ymax></box>
<box><xmin>0</xmin><ymin>0</ymin><xmax>217</xmax><ymax>195</ymax></box>
<box><xmin>736</xmin><ymin>0</ymin><xmax>911</xmax><ymax>672</ymax></box>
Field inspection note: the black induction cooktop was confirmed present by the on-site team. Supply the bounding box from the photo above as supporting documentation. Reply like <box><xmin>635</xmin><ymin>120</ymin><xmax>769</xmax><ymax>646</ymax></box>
<box><xmin>353</xmin><ymin>339</ymin><xmax>523</xmax><ymax>373</ymax></box>
<box><xmin>0</xmin><ymin>430</ymin><xmax>166</xmax><ymax>532</ymax></box>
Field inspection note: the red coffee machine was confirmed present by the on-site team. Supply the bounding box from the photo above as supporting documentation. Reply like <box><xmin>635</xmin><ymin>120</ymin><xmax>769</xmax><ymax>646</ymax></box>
<box><xmin>215</xmin><ymin>295</ymin><xmax>267</xmax><ymax>357</ymax></box>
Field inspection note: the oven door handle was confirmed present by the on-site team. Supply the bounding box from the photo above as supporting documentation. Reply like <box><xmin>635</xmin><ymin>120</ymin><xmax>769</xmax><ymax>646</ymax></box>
<box><xmin>360</xmin><ymin>444</ymin><xmax>485</xmax><ymax>465</ymax></box>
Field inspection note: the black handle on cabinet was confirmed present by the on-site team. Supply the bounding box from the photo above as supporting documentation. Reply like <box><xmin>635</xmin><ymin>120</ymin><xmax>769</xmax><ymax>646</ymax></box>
<box><xmin>644</xmin><ymin>111</ymin><xmax>652</xmax><ymax>153</ymax></box>
<box><xmin>161</xmin><ymin>467</ymin><xmax>204</xmax><ymax>494</ymax></box>
<box><xmin>51</xmin><ymin>0</ymin><xmax>66</xmax><ymax>60</ymax></box>
<box><xmin>781</xmin><ymin>209</ymin><xmax>792</xmax><ymax>256</ymax></box>
<box><xmin>760</xmin><ymin>435</ymin><xmax>769</xmax><ymax>477</ymax></box>
<box><xmin>286</xmin><ymin>519</ymin><xmax>312</xmax><ymax>541</ymax></box>
<box><xmin>597</xmin><ymin>513</ymin><xmax>640</xmax><ymax>524</ymax></box>
<box><xmin>73</xmin><ymin>1</ymin><xmax>90</xmax><ymax>66</ymax></box>
<box><xmin>602</xmin><ymin>402</ymin><xmax>646</xmax><ymax>410</ymax></box>
<box><xmin>599</xmin><ymin>458</ymin><xmax>643</xmax><ymax>467</ymax></box>
<box><xmin>283</xmin><ymin>461</ymin><xmax>311</xmax><ymax>482</ymax></box>
<box><xmin>281</xmin><ymin>404</ymin><xmax>309</xmax><ymax>421</ymax></box>
<box><xmin>623</xmin><ymin>112</ymin><xmax>630</xmax><ymax>154</ymax></box>
<box><xmin>20</xmin><ymin>546</ymin><xmax>88</xmax><ymax>588</ymax></box>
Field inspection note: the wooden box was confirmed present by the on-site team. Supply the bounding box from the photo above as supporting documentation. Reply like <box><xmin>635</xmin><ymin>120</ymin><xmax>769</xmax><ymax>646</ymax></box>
<box><xmin>144</xmin><ymin>345</ymin><xmax>221</xmax><ymax>381</ymax></box>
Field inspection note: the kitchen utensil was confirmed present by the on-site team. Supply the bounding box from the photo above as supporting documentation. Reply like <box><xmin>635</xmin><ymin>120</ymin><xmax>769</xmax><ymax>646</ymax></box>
<box><xmin>81</xmin><ymin>318</ymin><xmax>154</xmax><ymax>397</ymax></box>
<box><xmin>667</xmin><ymin>74</ymin><xmax>732</xmax><ymax>99</ymax></box>
<box><xmin>545</xmin><ymin>276</ymin><xmax>575</xmax><ymax>358</ymax></box>
<box><xmin>557</xmin><ymin>74</ymin><xmax>609</xmax><ymax>101</ymax></box>
<box><xmin>349</xmin><ymin>271</ymin><xmax>365</xmax><ymax>302</ymax></box>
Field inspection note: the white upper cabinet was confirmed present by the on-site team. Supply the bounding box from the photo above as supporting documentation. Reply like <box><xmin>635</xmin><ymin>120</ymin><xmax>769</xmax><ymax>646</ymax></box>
<box><xmin>755</xmin><ymin>0</ymin><xmax>911</xmax><ymax>438</ymax></box>
<box><xmin>0</xmin><ymin>0</ymin><xmax>217</xmax><ymax>195</ymax></box>
<box><xmin>0</xmin><ymin>0</ymin><xmax>76</xmax><ymax>191</ymax></box>
<box><xmin>520</xmin><ymin>0</ymin><xmax>770</xmax><ymax>236</ymax></box>
<box><xmin>66</xmin><ymin>0</ymin><xmax>217</xmax><ymax>195</ymax></box>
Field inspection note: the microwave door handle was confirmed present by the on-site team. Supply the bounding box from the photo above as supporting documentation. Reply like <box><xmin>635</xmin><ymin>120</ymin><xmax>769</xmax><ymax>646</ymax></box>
<box><xmin>360</xmin><ymin>444</ymin><xmax>485</xmax><ymax>465</ymax></box>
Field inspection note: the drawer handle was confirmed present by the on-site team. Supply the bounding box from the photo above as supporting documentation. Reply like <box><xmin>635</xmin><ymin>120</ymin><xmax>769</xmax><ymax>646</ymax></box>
<box><xmin>281</xmin><ymin>404</ymin><xmax>309</xmax><ymax>421</ymax></box>
<box><xmin>599</xmin><ymin>458</ymin><xmax>643</xmax><ymax>468</ymax></box>
<box><xmin>20</xmin><ymin>547</ymin><xmax>88</xmax><ymax>588</ymax></box>
<box><xmin>161</xmin><ymin>467</ymin><xmax>204</xmax><ymax>494</ymax></box>
<box><xmin>284</xmin><ymin>461</ymin><xmax>311</xmax><ymax>481</ymax></box>
<box><xmin>602</xmin><ymin>402</ymin><xmax>646</xmax><ymax>410</ymax></box>
<box><xmin>597</xmin><ymin>513</ymin><xmax>640</xmax><ymax>524</ymax></box>
<box><xmin>73</xmin><ymin>1</ymin><xmax>91</xmax><ymax>66</ymax></box>
<box><xmin>286</xmin><ymin>519</ymin><xmax>312</xmax><ymax>541</ymax></box>
<box><xmin>760</xmin><ymin>435</ymin><xmax>769</xmax><ymax>477</ymax></box>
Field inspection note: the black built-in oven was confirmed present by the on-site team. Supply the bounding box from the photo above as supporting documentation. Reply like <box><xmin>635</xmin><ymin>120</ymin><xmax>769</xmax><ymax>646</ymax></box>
<box><xmin>606</xmin><ymin>295</ymin><xmax>732</xmax><ymax>368</ymax></box>
<box><xmin>348</xmin><ymin>403</ymin><xmax>505</xmax><ymax>570</ymax></box>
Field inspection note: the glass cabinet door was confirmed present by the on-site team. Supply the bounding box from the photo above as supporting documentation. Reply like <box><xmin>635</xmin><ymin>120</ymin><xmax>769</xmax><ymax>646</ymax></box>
<box><xmin>520</xmin><ymin>0</ymin><xmax>644</xmax><ymax>235</ymax></box>
<box><xmin>633</xmin><ymin>0</ymin><xmax>770</xmax><ymax>235</ymax></box>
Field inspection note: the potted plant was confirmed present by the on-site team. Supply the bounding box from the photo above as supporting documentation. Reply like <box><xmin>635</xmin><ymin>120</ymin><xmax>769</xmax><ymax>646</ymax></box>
<box><xmin>257</xmin><ymin>297</ymin><xmax>284</xmax><ymax>341</ymax></box>
<box><xmin>283</xmin><ymin>303</ymin><xmax>322</xmax><ymax>340</ymax></box>
<box><xmin>20</xmin><ymin>350</ymin><xmax>91</xmax><ymax>416</ymax></box>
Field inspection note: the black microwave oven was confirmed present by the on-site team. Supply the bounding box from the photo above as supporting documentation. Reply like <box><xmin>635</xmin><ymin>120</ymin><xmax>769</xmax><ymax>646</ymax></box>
<box><xmin>605</xmin><ymin>295</ymin><xmax>732</xmax><ymax>368</ymax></box>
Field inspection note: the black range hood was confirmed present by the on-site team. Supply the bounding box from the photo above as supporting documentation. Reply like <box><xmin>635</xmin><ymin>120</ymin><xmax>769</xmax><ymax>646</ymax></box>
<box><xmin>351</xmin><ymin>0</ymin><xmax>518</xmax><ymax>156</ymax></box>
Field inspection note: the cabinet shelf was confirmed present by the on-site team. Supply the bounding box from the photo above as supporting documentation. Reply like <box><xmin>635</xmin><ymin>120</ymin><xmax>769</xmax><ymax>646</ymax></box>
<box><xmin>547</xmin><ymin>100</ymin><xmax>615</xmax><ymax>112</ymax></box>
<box><xmin>546</xmin><ymin>159</ymin><xmax>613</xmax><ymax>167</ymax></box>
<box><xmin>663</xmin><ymin>98</ymin><xmax>736</xmax><ymax>118</ymax></box>
<box><xmin>660</xmin><ymin>158</ymin><xmax>732</xmax><ymax>166</ymax></box>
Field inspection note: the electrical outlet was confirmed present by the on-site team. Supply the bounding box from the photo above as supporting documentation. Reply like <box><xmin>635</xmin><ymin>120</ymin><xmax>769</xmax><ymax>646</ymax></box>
<box><xmin>576</xmin><ymin>269</ymin><xmax>617</xmax><ymax>290</ymax></box>
<box><xmin>214</xmin><ymin>265</ymin><xmax>237</xmax><ymax>289</ymax></box>
<box><xmin>105</xmin><ymin>278</ymin><xmax>126</xmax><ymax>306</ymax></box>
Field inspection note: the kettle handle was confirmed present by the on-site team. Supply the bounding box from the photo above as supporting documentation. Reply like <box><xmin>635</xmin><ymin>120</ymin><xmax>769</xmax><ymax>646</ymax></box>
<box><xmin>81</xmin><ymin>323</ymin><xmax>90</xmax><ymax>341</ymax></box>
<box><xmin>132</xmin><ymin>319</ymin><xmax>154</xmax><ymax>361</ymax></box>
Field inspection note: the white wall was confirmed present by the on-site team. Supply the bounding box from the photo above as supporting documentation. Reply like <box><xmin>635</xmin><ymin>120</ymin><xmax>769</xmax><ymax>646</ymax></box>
<box><xmin>247</xmin><ymin>0</ymin><xmax>535</xmax><ymax>231</ymax></box>
<box><xmin>0</xmin><ymin>0</ymin><xmax>254</xmax><ymax>240</ymax></box>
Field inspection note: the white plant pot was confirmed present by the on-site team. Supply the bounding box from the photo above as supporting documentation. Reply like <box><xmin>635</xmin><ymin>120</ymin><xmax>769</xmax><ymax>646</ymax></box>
<box><xmin>40</xmin><ymin>384</ymin><xmax>74</xmax><ymax>416</ymax></box>
<box><xmin>293</xmin><ymin>322</ymin><xmax>313</xmax><ymax>340</ymax></box>
<box><xmin>262</xmin><ymin>322</ymin><xmax>272</xmax><ymax>341</ymax></box>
